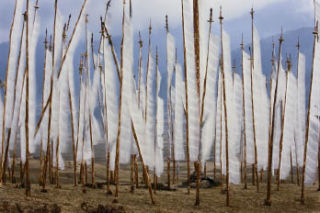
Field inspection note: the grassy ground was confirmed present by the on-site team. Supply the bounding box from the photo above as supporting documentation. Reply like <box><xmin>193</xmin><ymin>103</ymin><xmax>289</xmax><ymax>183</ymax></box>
<box><xmin>0</xmin><ymin>158</ymin><xmax>319</xmax><ymax>212</ymax></box>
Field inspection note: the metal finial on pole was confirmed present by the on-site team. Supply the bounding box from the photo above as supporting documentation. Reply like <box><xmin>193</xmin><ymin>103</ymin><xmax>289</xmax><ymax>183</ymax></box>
<box><xmin>107</xmin><ymin>0</ymin><xmax>112</xmax><ymax>11</ymax></box>
<box><xmin>240</xmin><ymin>33</ymin><xmax>244</xmax><ymax>50</ymax></box>
<box><xmin>63</xmin><ymin>23</ymin><xmax>67</xmax><ymax>40</ymax></box>
<box><xmin>156</xmin><ymin>46</ymin><xmax>159</xmax><ymax>66</ymax></box>
<box><xmin>138</xmin><ymin>31</ymin><xmax>143</xmax><ymax>48</ymax></box>
<box><xmin>279</xmin><ymin>27</ymin><xmax>284</xmax><ymax>43</ymax></box>
<box><xmin>219</xmin><ymin>6</ymin><xmax>224</xmax><ymax>23</ymax></box>
<box><xmin>79</xmin><ymin>55</ymin><xmax>84</xmax><ymax>76</ymax></box>
<box><xmin>85</xmin><ymin>14</ymin><xmax>88</xmax><ymax>23</ymax></box>
<box><xmin>208</xmin><ymin>8</ymin><xmax>214</xmax><ymax>23</ymax></box>
<box><xmin>67</xmin><ymin>14</ymin><xmax>71</xmax><ymax>31</ymax></box>
<box><xmin>129</xmin><ymin>0</ymin><xmax>132</xmax><ymax>18</ymax></box>
<box><xmin>49</xmin><ymin>35</ymin><xmax>52</xmax><ymax>51</ymax></box>
<box><xmin>286</xmin><ymin>55</ymin><xmax>291</xmax><ymax>71</ymax></box>
<box><xmin>149</xmin><ymin>20</ymin><xmax>152</xmax><ymax>35</ymax></box>
<box><xmin>44</xmin><ymin>29</ymin><xmax>48</xmax><ymax>50</ymax></box>
<box><xmin>165</xmin><ymin>15</ymin><xmax>169</xmax><ymax>32</ymax></box>
<box><xmin>250</xmin><ymin>7</ymin><xmax>254</xmax><ymax>20</ymax></box>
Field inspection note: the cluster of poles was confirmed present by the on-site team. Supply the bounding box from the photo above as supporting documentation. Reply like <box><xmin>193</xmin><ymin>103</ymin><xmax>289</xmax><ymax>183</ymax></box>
<box><xmin>0</xmin><ymin>0</ymin><xmax>319</xmax><ymax>208</ymax></box>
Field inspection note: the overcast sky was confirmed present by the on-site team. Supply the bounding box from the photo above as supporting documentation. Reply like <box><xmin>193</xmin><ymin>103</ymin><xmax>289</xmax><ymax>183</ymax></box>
<box><xmin>0</xmin><ymin>0</ymin><xmax>314</xmax><ymax>43</ymax></box>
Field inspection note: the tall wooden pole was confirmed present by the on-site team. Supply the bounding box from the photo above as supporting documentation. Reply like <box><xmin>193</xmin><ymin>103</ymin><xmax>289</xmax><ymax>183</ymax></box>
<box><xmin>0</xmin><ymin>0</ymin><xmax>20</xmax><ymax>184</ymax></box>
<box><xmin>39</xmin><ymin>30</ymin><xmax>49</xmax><ymax>186</ymax></box>
<box><xmin>249</xmin><ymin>8</ymin><xmax>259</xmax><ymax>192</ymax></box>
<box><xmin>165</xmin><ymin>15</ymin><xmax>172</xmax><ymax>189</ymax></box>
<box><xmin>11</xmin><ymin>17</ymin><xmax>26</xmax><ymax>184</ymax></box>
<box><xmin>276</xmin><ymin>57</ymin><xmax>290</xmax><ymax>191</ymax></box>
<box><xmin>265</xmin><ymin>29</ymin><xmax>284</xmax><ymax>206</ymax></box>
<box><xmin>100</xmin><ymin>19</ymin><xmax>112</xmax><ymax>195</ymax></box>
<box><xmin>200</xmin><ymin>8</ymin><xmax>213</xmax><ymax>123</ymax></box>
<box><xmin>181</xmin><ymin>0</ymin><xmax>191</xmax><ymax>195</ymax></box>
<box><xmin>24</xmin><ymin>0</ymin><xmax>31</xmax><ymax>196</ymax></box>
<box><xmin>240</xmin><ymin>36</ymin><xmax>248</xmax><ymax>190</ymax></box>
<box><xmin>89</xmin><ymin>114</ymin><xmax>95</xmax><ymax>187</ymax></box>
<box><xmin>200</xmin><ymin>8</ymin><xmax>214</xmax><ymax>182</ymax></box>
<box><xmin>154</xmin><ymin>47</ymin><xmax>159</xmax><ymax>194</ymax></box>
<box><xmin>219</xmin><ymin>7</ymin><xmax>230</xmax><ymax>207</ymax></box>
<box><xmin>131</xmin><ymin>123</ymin><xmax>156</xmax><ymax>204</ymax></box>
<box><xmin>301</xmin><ymin>23</ymin><xmax>318</xmax><ymax>204</ymax></box>
<box><xmin>193</xmin><ymin>0</ymin><xmax>201</xmax><ymax>206</ymax></box>
<box><xmin>113</xmin><ymin>0</ymin><xmax>126</xmax><ymax>203</ymax></box>
<box><xmin>295</xmin><ymin>40</ymin><xmax>301</xmax><ymax>186</ymax></box>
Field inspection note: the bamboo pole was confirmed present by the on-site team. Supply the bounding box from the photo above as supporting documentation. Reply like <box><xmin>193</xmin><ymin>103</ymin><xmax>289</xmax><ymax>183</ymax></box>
<box><xmin>113</xmin><ymin>0</ymin><xmax>126</xmax><ymax>203</ymax></box>
<box><xmin>249</xmin><ymin>8</ymin><xmax>259</xmax><ymax>192</ymax></box>
<box><xmin>219</xmin><ymin>7</ymin><xmax>231</xmax><ymax>207</ymax></box>
<box><xmin>276</xmin><ymin>57</ymin><xmax>290</xmax><ymax>191</ymax></box>
<box><xmin>264</xmin><ymin>29</ymin><xmax>284</xmax><ymax>206</ymax></box>
<box><xmin>180</xmin><ymin>0</ymin><xmax>191</xmax><ymax>195</ymax></box>
<box><xmin>301</xmin><ymin>24</ymin><xmax>319</xmax><ymax>203</ymax></box>
<box><xmin>240</xmin><ymin>37</ymin><xmax>248</xmax><ymax>189</ymax></box>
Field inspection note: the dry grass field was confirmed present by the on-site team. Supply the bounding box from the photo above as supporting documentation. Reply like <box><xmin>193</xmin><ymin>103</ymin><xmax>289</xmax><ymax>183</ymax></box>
<box><xmin>0</xmin><ymin>158</ymin><xmax>319</xmax><ymax>212</ymax></box>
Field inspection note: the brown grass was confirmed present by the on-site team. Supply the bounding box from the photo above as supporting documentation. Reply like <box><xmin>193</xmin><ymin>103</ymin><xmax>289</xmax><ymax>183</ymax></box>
<box><xmin>0</xmin><ymin>158</ymin><xmax>319</xmax><ymax>212</ymax></box>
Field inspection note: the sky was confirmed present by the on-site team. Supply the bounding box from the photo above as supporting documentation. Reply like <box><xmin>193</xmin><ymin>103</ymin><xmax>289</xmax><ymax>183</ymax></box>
<box><xmin>0</xmin><ymin>0</ymin><xmax>314</xmax><ymax>43</ymax></box>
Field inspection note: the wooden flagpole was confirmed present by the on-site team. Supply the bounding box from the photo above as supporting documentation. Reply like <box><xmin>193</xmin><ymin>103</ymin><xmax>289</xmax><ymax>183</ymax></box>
<box><xmin>41</xmin><ymin>36</ymin><xmax>53</xmax><ymax>192</ymax></box>
<box><xmin>200</xmin><ymin>8</ymin><xmax>214</xmax><ymax>181</ymax></box>
<box><xmin>193</xmin><ymin>0</ymin><xmax>201</xmax><ymax>206</ymax></box>
<box><xmin>301</xmin><ymin>22</ymin><xmax>318</xmax><ymax>204</ymax></box>
<box><xmin>154</xmin><ymin>47</ymin><xmax>159</xmax><ymax>194</ymax></box>
<box><xmin>89</xmin><ymin>114</ymin><xmax>95</xmax><ymax>187</ymax></box>
<box><xmin>131</xmin><ymin>122</ymin><xmax>156</xmax><ymax>204</ymax></box>
<box><xmin>219</xmin><ymin>7</ymin><xmax>231</xmax><ymax>207</ymax></box>
<box><xmin>113</xmin><ymin>0</ymin><xmax>126</xmax><ymax>203</ymax></box>
<box><xmin>100</xmin><ymin>20</ymin><xmax>112</xmax><ymax>195</ymax></box>
<box><xmin>249</xmin><ymin>8</ymin><xmax>259</xmax><ymax>192</ymax></box>
<box><xmin>295</xmin><ymin>39</ymin><xmax>301</xmax><ymax>186</ymax></box>
<box><xmin>0</xmin><ymin>0</ymin><xmax>21</xmax><ymax>184</ymax></box>
<box><xmin>24</xmin><ymin>0</ymin><xmax>31</xmax><ymax>196</ymax></box>
<box><xmin>264</xmin><ymin>29</ymin><xmax>284</xmax><ymax>206</ymax></box>
<box><xmin>276</xmin><ymin>57</ymin><xmax>290</xmax><ymax>191</ymax></box>
<box><xmin>165</xmin><ymin>15</ymin><xmax>172</xmax><ymax>190</ymax></box>
<box><xmin>180</xmin><ymin>0</ymin><xmax>191</xmax><ymax>195</ymax></box>
<box><xmin>55</xmin><ymin>22</ymin><xmax>69</xmax><ymax>189</ymax></box>
<box><xmin>240</xmin><ymin>36</ymin><xmax>248</xmax><ymax>189</ymax></box>
<box><xmin>39</xmin><ymin>30</ymin><xmax>48</xmax><ymax>186</ymax></box>
<box><xmin>135</xmin><ymin>31</ymin><xmax>143</xmax><ymax>189</ymax></box>
<box><xmin>11</xmin><ymin>14</ymin><xmax>26</xmax><ymax>184</ymax></box>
